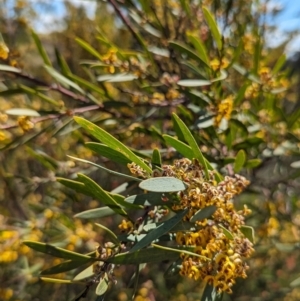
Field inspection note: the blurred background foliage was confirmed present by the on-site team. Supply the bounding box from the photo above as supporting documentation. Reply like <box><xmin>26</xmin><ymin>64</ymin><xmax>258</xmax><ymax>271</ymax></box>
<box><xmin>1</xmin><ymin>0</ymin><xmax>300</xmax><ymax>300</ymax></box>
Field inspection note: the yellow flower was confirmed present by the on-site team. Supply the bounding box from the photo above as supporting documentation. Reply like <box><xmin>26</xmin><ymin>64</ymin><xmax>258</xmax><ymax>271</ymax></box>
<box><xmin>18</xmin><ymin>116</ymin><xmax>34</xmax><ymax>132</ymax></box>
<box><xmin>214</xmin><ymin>95</ymin><xmax>234</xmax><ymax>127</ymax></box>
<box><xmin>0</xmin><ymin>42</ymin><xmax>9</xmax><ymax>60</ymax></box>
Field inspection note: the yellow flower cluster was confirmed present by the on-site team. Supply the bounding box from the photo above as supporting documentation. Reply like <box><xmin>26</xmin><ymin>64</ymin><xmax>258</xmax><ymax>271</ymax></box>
<box><xmin>214</xmin><ymin>95</ymin><xmax>233</xmax><ymax>127</ymax></box>
<box><xmin>127</xmin><ymin>158</ymin><xmax>253</xmax><ymax>293</ymax></box>
<box><xmin>245</xmin><ymin>66</ymin><xmax>290</xmax><ymax>99</ymax></box>
<box><xmin>162</xmin><ymin>158</ymin><xmax>253</xmax><ymax>293</ymax></box>
<box><xmin>17</xmin><ymin>116</ymin><xmax>34</xmax><ymax>132</ymax></box>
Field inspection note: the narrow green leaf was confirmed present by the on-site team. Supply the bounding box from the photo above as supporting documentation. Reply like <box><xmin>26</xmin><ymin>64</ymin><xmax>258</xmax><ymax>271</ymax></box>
<box><xmin>190</xmin><ymin>206</ymin><xmax>217</xmax><ymax>223</ymax></box>
<box><xmin>5</xmin><ymin>108</ymin><xmax>40</xmax><ymax>116</ymax></box>
<box><xmin>74</xmin><ymin>117</ymin><xmax>152</xmax><ymax>174</ymax></box>
<box><xmin>96</xmin><ymin>273</ymin><xmax>109</xmax><ymax>296</ymax></box>
<box><xmin>177</xmin><ymin>79</ymin><xmax>211</xmax><ymax>87</ymax></box>
<box><xmin>31</xmin><ymin>29</ymin><xmax>52</xmax><ymax>66</ymax></box>
<box><xmin>202</xmin><ymin>7</ymin><xmax>222</xmax><ymax>51</ymax></box>
<box><xmin>179</xmin><ymin>0</ymin><xmax>191</xmax><ymax>16</ymax></box>
<box><xmin>55</xmin><ymin>48</ymin><xmax>71</xmax><ymax>76</ymax></box>
<box><xmin>0</xmin><ymin>64</ymin><xmax>21</xmax><ymax>73</ymax></box>
<box><xmin>19</xmin><ymin>85</ymin><xmax>60</xmax><ymax>106</ymax></box>
<box><xmin>244</xmin><ymin>159</ymin><xmax>261</xmax><ymax>168</ymax></box>
<box><xmin>219</xmin><ymin>224</ymin><xmax>234</xmax><ymax>240</ymax></box>
<box><xmin>129</xmin><ymin>208</ymin><xmax>188</xmax><ymax>253</ymax></box>
<box><xmin>73</xmin><ymin>265</ymin><xmax>94</xmax><ymax>281</ymax></box>
<box><xmin>76</xmin><ymin>37</ymin><xmax>103</xmax><ymax>60</ymax></box>
<box><xmin>240</xmin><ymin>225</ymin><xmax>255</xmax><ymax>243</ymax></box>
<box><xmin>97</xmin><ymin>73</ymin><xmax>138</xmax><ymax>83</ymax></box>
<box><xmin>106</xmin><ymin>247</ymin><xmax>180</xmax><ymax>264</ymax></box>
<box><xmin>74</xmin><ymin>207</ymin><xmax>116</xmax><ymax>219</ymax></box>
<box><xmin>77</xmin><ymin>173</ymin><xmax>128</xmax><ymax>216</ymax></box>
<box><xmin>40</xmin><ymin>277</ymin><xmax>75</xmax><ymax>284</ymax></box>
<box><xmin>139</xmin><ymin>177</ymin><xmax>186</xmax><ymax>193</ymax></box>
<box><xmin>94</xmin><ymin>223</ymin><xmax>119</xmax><ymax>245</ymax></box>
<box><xmin>23</xmin><ymin>241</ymin><xmax>91</xmax><ymax>260</ymax></box>
<box><xmin>68</xmin><ymin>73</ymin><xmax>104</xmax><ymax>97</ymax></box>
<box><xmin>169</xmin><ymin>41</ymin><xmax>208</xmax><ymax>66</ymax></box>
<box><xmin>273</xmin><ymin>54</ymin><xmax>286</xmax><ymax>74</ymax></box>
<box><xmin>40</xmin><ymin>259</ymin><xmax>93</xmax><ymax>275</ymax></box>
<box><xmin>151</xmin><ymin>148</ymin><xmax>161</xmax><ymax>168</ymax></box>
<box><xmin>163</xmin><ymin>134</ymin><xmax>194</xmax><ymax>159</ymax></box>
<box><xmin>151</xmin><ymin>244</ymin><xmax>210</xmax><ymax>260</ymax></box>
<box><xmin>44</xmin><ymin>66</ymin><xmax>85</xmax><ymax>94</ymax></box>
<box><xmin>86</xmin><ymin>142</ymin><xmax>132</xmax><ymax>165</ymax></box>
<box><xmin>68</xmin><ymin>156</ymin><xmax>140</xmax><ymax>182</ymax></box>
<box><xmin>186</xmin><ymin>34</ymin><xmax>210</xmax><ymax>66</ymax></box>
<box><xmin>57</xmin><ymin>178</ymin><xmax>93</xmax><ymax>197</ymax></box>
<box><xmin>172</xmin><ymin>113</ymin><xmax>209</xmax><ymax>179</ymax></box>
<box><xmin>234</xmin><ymin>150</ymin><xmax>246</xmax><ymax>173</ymax></box>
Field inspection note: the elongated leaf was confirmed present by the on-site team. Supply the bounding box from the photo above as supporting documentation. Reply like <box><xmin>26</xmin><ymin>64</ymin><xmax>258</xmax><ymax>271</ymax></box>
<box><xmin>19</xmin><ymin>85</ymin><xmax>59</xmax><ymax>106</ymax></box>
<box><xmin>68</xmin><ymin>73</ymin><xmax>104</xmax><ymax>98</ymax></box>
<box><xmin>245</xmin><ymin>159</ymin><xmax>261</xmax><ymax>168</ymax></box>
<box><xmin>177</xmin><ymin>79</ymin><xmax>211</xmax><ymax>87</ymax></box>
<box><xmin>57</xmin><ymin>178</ymin><xmax>93</xmax><ymax>197</ymax></box>
<box><xmin>44</xmin><ymin>66</ymin><xmax>85</xmax><ymax>94</ymax></box>
<box><xmin>5</xmin><ymin>108</ymin><xmax>40</xmax><ymax>116</ymax></box>
<box><xmin>40</xmin><ymin>259</ymin><xmax>93</xmax><ymax>275</ymax></box>
<box><xmin>190</xmin><ymin>206</ymin><xmax>217</xmax><ymax>223</ymax></box>
<box><xmin>86</xmin><ymin>142</ymin><xmax>132</xmax><ymax>165</ymax></box>
<box><xmin>129</xmin><ymin>208</ymin><xmax>188</xmax><ymax>252</ymax></box>
<box><xmin>172</xmin><ymin>114</ymin><xmax>209</xmax><ymax>179</ymax></box>
<box><xmin>76</xmin><ymin>37</ymin><xmax>103</xmax><ymax>60</ymax></box>
<box><xmin>96</xmin><ymin>273</ymin><xmax>109</xmax><ymax>296</ymax></box>
<box><xmin>40</xmin><ymin>277</ymin><xmax>75</xmax><ymax>284</ymax></box>
<box><xmin>240</xmin><ymin>225</ymin><xmax>255</xmax><ymax>243</ymax></box>
<box><xmin>125</xmin><ymin>192</ymin><xmax>169</xmax><ymax>206</ymax></box>
<box><xmin>151</xmin><ymin>148</ymin><xmax>161</xmax><ymax>168</ymax></box>
<box><xmin>23</xmin><ymin>241</ymin><xmax>91</xmax><ymax>260</ymax></box>
<box><xmin>139</xmin><ymin>177</ymin><xmax>186</xmax><ymax>193</ymax></box>
<box><xmin>74</xmin><ymin>207</ymin><xmax>116</xmax><ymax>219</ymax></box>
<box><xmin>219</xmin><ymin>224</ymin><xmax>234</xmax><ymax>240</ymax></box>
<box><xmin>0</xmin><ymin>64</ymin><xmax>21</xmax><ymax>73</ymax></box>
<box><xmin>31</xmin><ymin>29</ymin><xmax>52</xmax><ymax>66</ymax></box>
<box><xmin>273</xmin><ymin>54</ymin><xmax>286</xmax><ymax>74</ymax></box>
<box><xmin>77</xmin><ymin>173</ymin><xmax>127</xmax><ymax>216</ymax></box>
<box><xmin>55</xmin><ymin>48</ymin><xmax>71</xmax><ymax>76</ymax></box>
<box><xmin>97</xmin><ymin>73</ymin><xmax>138</xmax><ymax>82</ymax></box>
<box><xmin>73</xmin><ymin>265</ymin><xmax>94</xmax><ymax>281</ymax></box>
<box><xmin>169</xmin><ymin>41</ymin><xmax>208</xmax><ymax>66</ymax></box>
<box><xmin>186</xmin><ymin>34</ymin><xmax>209</xmax><ymax>66</ymax></box>
<box><xmin>68</xmin><ymin>156</ymin><xmax>140</xmax><ymax>182</ymax></box>
<box><xmin>94</xmin><ymin>223</ymin><xmax>119</xmax><ymax>245</ymax></box>
<box><xmin>163</xmin><ymin>135</ymin><xmax>194</xmax><ymax>158</ymax></box>
<box><xmin>74</xmin><ymin>117</ymin><xmax>152</xmax><ymax>174</ymax></box>
<box><xmin>151</xmin><ymin>244</ymin><xmax>209</xmax><ymax>260</ymax></box>
<box><xmin>106</xmin><ymin>247</ymin><xmax>180</xmax><ymax>264</ymax></box>
<box><xmin>202</xmin><ymin>8</ymin><xmax>222</xmax><ymax>51</ymax></box>
<box><xmin>234</xmin><ymin>150</ymin><xmax>246</xmax><ymax>173</ymax></box>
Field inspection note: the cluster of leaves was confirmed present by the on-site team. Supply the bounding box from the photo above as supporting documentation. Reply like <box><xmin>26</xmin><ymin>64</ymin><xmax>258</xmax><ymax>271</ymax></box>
<box><xmin>0</xmin><ymin>0</ymin><xmax>300</xmax><ymax>301</ymax></box>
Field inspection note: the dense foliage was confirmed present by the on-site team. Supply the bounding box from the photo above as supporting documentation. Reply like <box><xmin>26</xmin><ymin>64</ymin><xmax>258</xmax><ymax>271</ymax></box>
<box><xmin>1</xmin><ymin>1</ymin><xmax>300</xmax><ymax>301</ymax></box>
